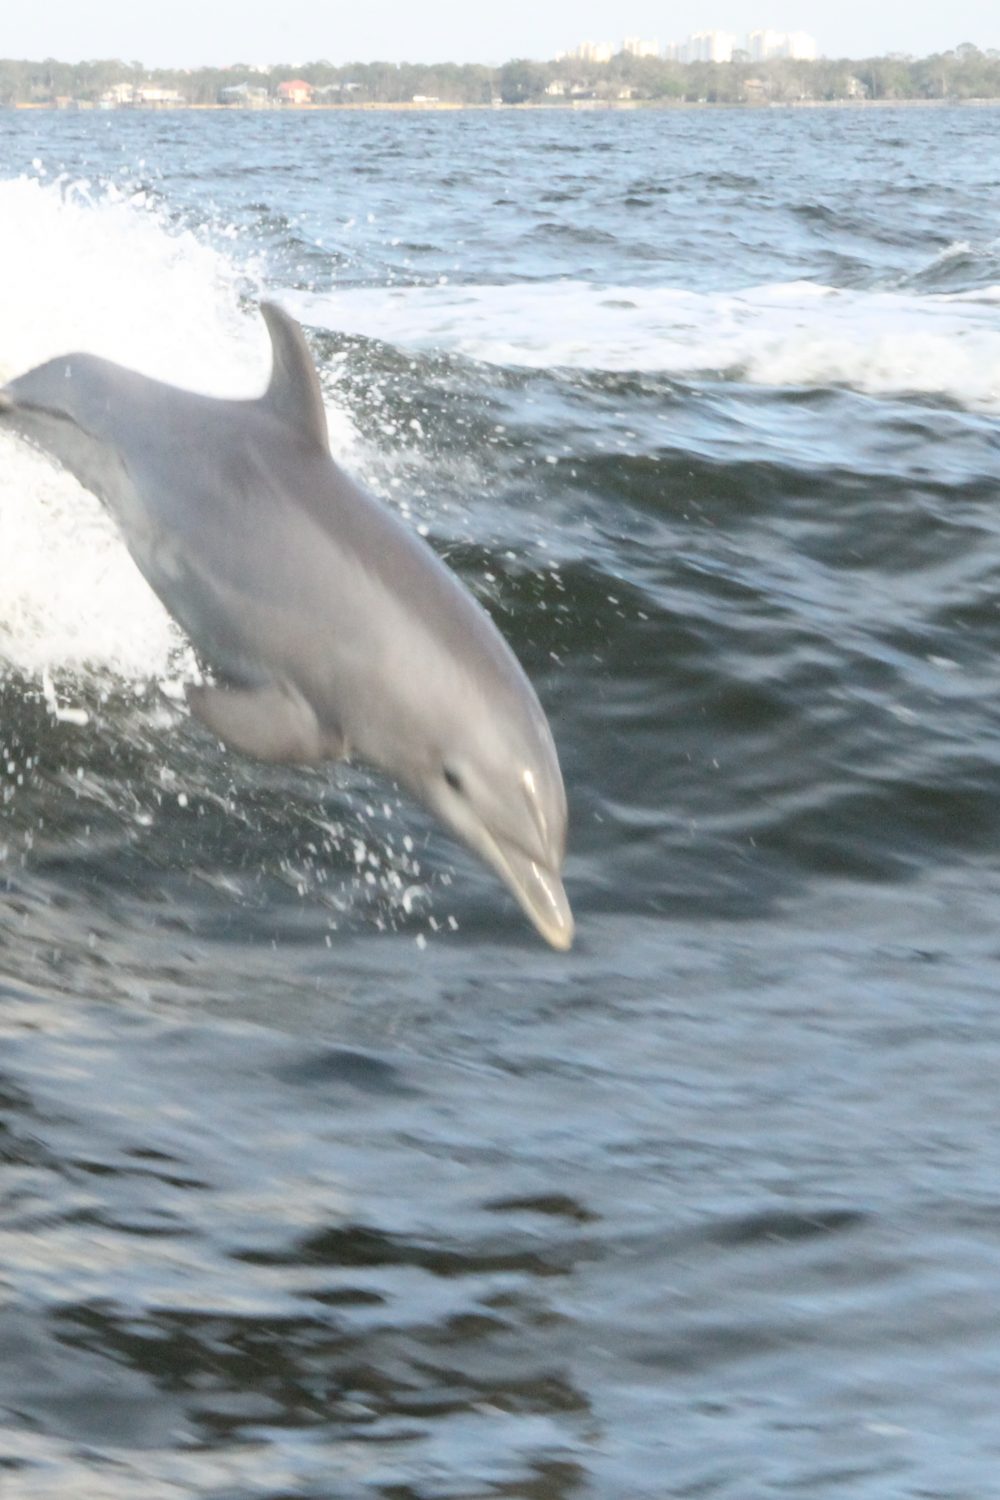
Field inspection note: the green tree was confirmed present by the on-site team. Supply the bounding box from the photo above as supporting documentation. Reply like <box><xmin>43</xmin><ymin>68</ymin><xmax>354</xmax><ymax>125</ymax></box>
<box><xmin>498</xmin><ymin>59</ymin><xmax>546</xmax><ymax>104</ymax></box>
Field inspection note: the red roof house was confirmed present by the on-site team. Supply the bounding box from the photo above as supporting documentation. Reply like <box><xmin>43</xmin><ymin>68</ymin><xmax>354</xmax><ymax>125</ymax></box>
<box><xmin>277</xmin><ymin>79</ymin><xmax>313</xmax><ymax>104</ymax></box>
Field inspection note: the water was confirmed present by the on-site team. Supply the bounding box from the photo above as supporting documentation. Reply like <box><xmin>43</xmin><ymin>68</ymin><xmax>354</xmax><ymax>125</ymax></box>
<box><xmin>2</xmin><ymin>104</ymin><xmax>1000</xmax><ymax>1497</ymax></box>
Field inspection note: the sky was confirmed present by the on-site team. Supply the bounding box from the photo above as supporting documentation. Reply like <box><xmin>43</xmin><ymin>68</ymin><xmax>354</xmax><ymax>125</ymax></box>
<box><xmin>3</xmin><ymin>0</ymin><xmax>999</xmax><ymax>69</ymax></box>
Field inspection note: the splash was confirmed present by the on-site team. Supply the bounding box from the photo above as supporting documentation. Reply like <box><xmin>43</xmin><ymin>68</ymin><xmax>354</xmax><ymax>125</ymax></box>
<box><xmin>0</xmin><ymin>175</ymin><xmax>261</xmax><ymax>390</ymax></box>
<box><xmin>0</xmin><ymin>444</ymin><xmax>182</xmax><ymax>680</ymax></box>
<box><xmin>0</xmin><ymin>174</ymin><xmax>357</xmax><ymax>684</ymax></box>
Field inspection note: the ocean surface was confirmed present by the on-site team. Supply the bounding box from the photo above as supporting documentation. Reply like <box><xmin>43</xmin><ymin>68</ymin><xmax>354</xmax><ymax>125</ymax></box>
<box><xmin>1</xmin><ymin>103</ymin><xmax>1000</xmax><ymax>1498</ymax></box>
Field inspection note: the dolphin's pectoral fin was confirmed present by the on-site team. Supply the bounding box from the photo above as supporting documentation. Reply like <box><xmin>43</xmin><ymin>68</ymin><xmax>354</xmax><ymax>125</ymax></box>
<box><xmin>186</xmin><ymin>680</ymin><xmax>343</xmax><ymax>765</ymax></box>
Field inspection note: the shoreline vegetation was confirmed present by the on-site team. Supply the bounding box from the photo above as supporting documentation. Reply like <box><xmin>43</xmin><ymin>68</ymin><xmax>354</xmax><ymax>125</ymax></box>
<box><xmin>2</xmin><ymin>45</ymin><xmax>1000</xmax><ymax>111</ymax></box>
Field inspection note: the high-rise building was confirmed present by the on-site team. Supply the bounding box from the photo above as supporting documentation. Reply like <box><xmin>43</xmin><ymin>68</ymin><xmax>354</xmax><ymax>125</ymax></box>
<box><xmin>668</xmin><ymin>30</ymin><xmax>737</xmax><ymax>63</ymax></box>
<box><xmin>622</xmin><ymin>37</ymin><xmax>660</xmax><ymax>58</ymax></box>
<box><xmin>566</xmin><ymin>28</ymin><xmax>819</xmax><ymax>69</ymax></box>
<box><xmin>747</xmin><ymin>28</ymin><xmax>781</xmax><ymax>60</ymax></box>
<box><xmin>565</xmin><ymin>40</ymin><xmax>615</xmax><ymax>63</ymax></box>
<box><xmin>748</xmin><ymin>28</ymin><xmax>818</xmax><ymax>60</ymax></box>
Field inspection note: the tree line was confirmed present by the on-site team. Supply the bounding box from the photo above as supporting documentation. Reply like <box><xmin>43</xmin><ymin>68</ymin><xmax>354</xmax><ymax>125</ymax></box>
<box><xmin>0</xmin><ymin>45</ymin><xmax>998</xmax><ymax>108</ymax></box>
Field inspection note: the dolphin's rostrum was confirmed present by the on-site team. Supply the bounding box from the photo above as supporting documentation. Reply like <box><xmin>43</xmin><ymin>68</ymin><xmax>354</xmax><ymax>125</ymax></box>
<box><xmin>0</xmin><ymin>304</ymin><xmax>573</xmax><ymax>948</ymax></box>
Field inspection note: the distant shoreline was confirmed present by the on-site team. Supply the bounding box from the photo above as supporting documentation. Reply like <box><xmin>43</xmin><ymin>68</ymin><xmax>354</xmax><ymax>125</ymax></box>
<box><xmin>9</xmin><ymin>97</ymin><xmax>1000</xmax><ymax>113</ymax></box>
<box><xmin>6</xmin><ymin>48</ymin><xmax>998</xmax><ymax>112</ymax></box>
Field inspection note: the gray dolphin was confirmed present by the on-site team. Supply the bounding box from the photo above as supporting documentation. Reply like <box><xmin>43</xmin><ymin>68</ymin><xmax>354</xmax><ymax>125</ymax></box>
<box><xmin>0</xmin><ymin>304</ymin><xmax>573</xmax><ymax>948</ymax></box>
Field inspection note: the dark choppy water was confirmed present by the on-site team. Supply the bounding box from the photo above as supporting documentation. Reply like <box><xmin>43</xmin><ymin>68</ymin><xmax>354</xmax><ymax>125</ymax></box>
<box><xmin>2</xmin><ymin>104</ymin><xmax>1000</xmax><ymax>1497</ymax></box>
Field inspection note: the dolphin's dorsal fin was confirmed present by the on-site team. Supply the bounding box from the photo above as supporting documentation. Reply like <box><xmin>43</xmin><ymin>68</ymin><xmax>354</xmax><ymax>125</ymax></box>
<box><xmin>259</xmin><ymin>301</ymin><xmax>330</xmax><ymax>453</ymax></box>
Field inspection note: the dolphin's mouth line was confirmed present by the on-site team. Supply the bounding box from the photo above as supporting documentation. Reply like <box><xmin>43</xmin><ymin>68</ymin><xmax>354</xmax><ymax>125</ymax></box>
<box><xmin>480</xmin><ymin>822</ymin><xmax>560</xmax><ymax>891</ymax></box>
<box><xmin>1</xmin><ymin>394</ymin><xmax>97</xmax><ymax>441</ymax></box>
<box><xmin>2</xmin><ymin>394</ymin><xmax>54</xmax><ymax>416</ymax></box>
<box><xmin>476</xmin><ymin>823</ymin><xmax>573</xmax><ymax>950</ymax></box>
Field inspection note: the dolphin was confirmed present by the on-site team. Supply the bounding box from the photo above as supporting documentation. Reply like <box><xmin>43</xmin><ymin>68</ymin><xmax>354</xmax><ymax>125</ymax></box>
<box><xmin>0</xmin><ymin>303</ymin><xmax>573</xmax><ymax>948</ymax></box>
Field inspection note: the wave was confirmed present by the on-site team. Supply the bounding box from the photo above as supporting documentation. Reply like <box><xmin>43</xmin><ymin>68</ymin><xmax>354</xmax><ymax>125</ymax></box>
<box><xmin>290</xmin><ymin>278</ymin><xmax>1000</xmax><ymax>410</ymax></box>
<box><xmin>899</xmin><ymin>237</ymin><xmax>1000</xmax><ymax>295</ymax></box>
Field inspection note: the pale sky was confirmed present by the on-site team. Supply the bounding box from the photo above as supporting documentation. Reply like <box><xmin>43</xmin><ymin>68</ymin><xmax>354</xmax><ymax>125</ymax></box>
<box><xmin>3</xmin><ymin>0</ymin><xmax>998</xmax><ymax>68</ymax></box>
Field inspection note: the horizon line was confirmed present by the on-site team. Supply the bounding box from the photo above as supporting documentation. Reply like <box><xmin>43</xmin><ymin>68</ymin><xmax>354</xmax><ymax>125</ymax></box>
<box><xmin>1</xmin><ymin>42</ymin><xmax>996</xmax><ymax>71</ymax></box>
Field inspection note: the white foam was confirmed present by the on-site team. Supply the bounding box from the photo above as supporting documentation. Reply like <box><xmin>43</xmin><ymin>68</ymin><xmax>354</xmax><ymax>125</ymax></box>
<box><xmin>0</xmin><ymin>444</ymin><xmax>181</xmax><ymax>679</ymax></box>
<box><xmin>0</xmin><ymin>176</ymin><xmax>259</xmax><ymax>390</ymax></box>
<box><xmin>0</xmin><ymin>175</ymin><xmax>357</xmax><ymax>684</ymax></box>
<box><xmin>290</xmin><ymin>278</ymin><xmax>1000</xmax><ymax>411</ymax></box>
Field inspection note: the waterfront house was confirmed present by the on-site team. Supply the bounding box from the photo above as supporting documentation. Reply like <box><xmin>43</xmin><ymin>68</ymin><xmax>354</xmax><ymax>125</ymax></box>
<box><xmin>219</xmin><ymin>82</ymin><xmax>270</xmax><ymax>106</ymax></box>
<box><xmin>276</xmin><ymin>79</ymin><xmax>314</xmax><ymax>105</ymax></box>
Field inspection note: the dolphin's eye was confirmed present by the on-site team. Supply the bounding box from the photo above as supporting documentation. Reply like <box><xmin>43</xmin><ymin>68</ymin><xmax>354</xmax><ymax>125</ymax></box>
<box><xmin>443</xmin><ymin>766</ymin><xmax>464</xmax><ymax>794</ymax></box>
